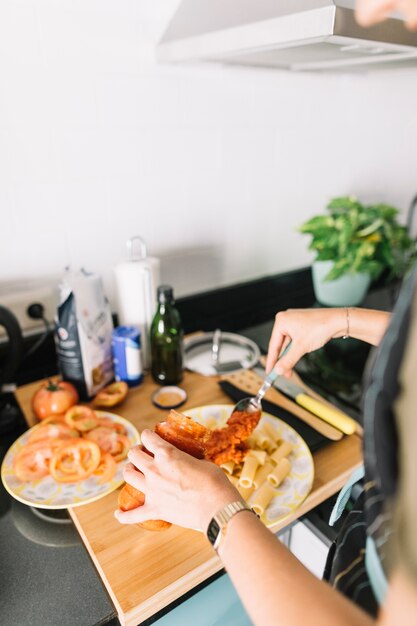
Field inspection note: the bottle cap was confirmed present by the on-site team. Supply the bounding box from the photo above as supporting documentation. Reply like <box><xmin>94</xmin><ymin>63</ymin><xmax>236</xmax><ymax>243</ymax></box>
<box><xmin>157</xmin><ymin>285</ymin><xmax>174</xmax><ymax>303</ymax></box>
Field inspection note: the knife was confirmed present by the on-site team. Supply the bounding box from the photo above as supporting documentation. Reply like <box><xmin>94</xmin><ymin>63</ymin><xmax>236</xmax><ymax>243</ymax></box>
<box><xmin>272</xmin><ymin>376</ymin><xmax>357</xmax><ymax>435</ymax></box>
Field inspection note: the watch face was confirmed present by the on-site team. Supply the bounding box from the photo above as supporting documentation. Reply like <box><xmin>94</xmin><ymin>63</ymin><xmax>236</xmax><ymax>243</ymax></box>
<box><xmin>207</xmin><ymin>518</ymin><xmax>220</xmax><ymax>546</ymax></box>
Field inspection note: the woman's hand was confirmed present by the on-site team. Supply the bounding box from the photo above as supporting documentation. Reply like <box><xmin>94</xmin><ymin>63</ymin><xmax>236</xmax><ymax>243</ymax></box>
<box><xmin>114</xmin><ymin>430</ymin><xmax>242</xmax><ymax>532</ymax></box>
<box><xmin>266</xmin><ymin>307</ymin><xmax>391</xmax><ymax>377</ymax></box>
<box><xmin>266</xmin><ymin>308</ymin><xmax>347</xmax><ymax>377</ymax></box>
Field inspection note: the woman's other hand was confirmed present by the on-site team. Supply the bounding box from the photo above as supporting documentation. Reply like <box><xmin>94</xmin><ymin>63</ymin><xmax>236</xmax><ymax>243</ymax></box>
<box><xmin>114</xmin><ymin>430</ymin><xmax>241</xmax><ymax>532</ymax></box>
<box><xmin>266</xmin><ymin>308</ymin><xmax>347</xmax><ymax>377</ymax></box>
<box><xmin>266</xmin><ymin>307</ymin><xmax>391</xmax><ymax>377</ymax></box>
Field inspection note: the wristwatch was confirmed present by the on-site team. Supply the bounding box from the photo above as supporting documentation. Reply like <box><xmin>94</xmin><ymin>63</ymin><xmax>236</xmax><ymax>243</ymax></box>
<box><xmin>207</xmin><ymin>501</ymin><xmax>255</xmax><ymax>553</ymax></box>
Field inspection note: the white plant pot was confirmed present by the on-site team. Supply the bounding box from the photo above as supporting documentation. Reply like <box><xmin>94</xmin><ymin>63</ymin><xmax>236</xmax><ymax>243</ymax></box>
<box><xmin>312</xmin><ymin>261</ymin><xmax>371</xmax><ymax>306</ymax></box>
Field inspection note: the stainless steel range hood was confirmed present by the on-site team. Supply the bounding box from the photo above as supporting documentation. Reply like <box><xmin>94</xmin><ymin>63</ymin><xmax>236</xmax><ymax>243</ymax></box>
<box><xmin>157</xmin><ymin>0</ymin><xmax>417</xmax><ymax>72</ymax></box>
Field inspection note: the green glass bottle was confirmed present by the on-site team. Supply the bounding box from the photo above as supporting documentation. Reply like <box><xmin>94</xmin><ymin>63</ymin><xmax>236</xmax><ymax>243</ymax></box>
<box><xmin>150</xmin><ymin>285</ymin><xmax>184</xmax><ymax>385</ymax></box>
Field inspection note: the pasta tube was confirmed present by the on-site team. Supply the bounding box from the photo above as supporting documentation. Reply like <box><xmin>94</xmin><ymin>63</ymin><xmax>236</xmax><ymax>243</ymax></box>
<box><xmin>238</xmin><ymin>455</ymin><xmax>260</xmax><ymax>488</ymax></box>
<box><xmin>253</xmin><ymin>429</ymin><xmax>275</xmax><ymax>451</ymax></box>
<box><xmin>267</xmin><ymin>457</ymin><xmax>291</xmax><ymax>488</ymax></box>
<box><xmin>247</xmin><ymin>449</ymin><xmax>267</xmax><ymax>465</ymax></box>
<box><xmin>270</xmin><ymin>441</ymin><xmax>293</xmax><ymax>465</ymax></box>
<box><xmin>238</xmin><ymin>483</ymin><xmax>255</xmax><ymax>501</ymax></box>
<box><xmin>249</xmin><ymin>482</ymin><xmax>277</xmax><ymax>517</ymax></box>
<box><xmin>261</xmin><ymin>421</ymin><xmax>281</xmax><ymax>443</ymax></box>
<box><xmin>220</xmin><ymin>460</ymin><xmax>235</xmax><ymax>475</ymax></box>
<box><xmin>253</xmin><ymin>461</ymin><xmax>274</xmax><ymax>489</ymax></box>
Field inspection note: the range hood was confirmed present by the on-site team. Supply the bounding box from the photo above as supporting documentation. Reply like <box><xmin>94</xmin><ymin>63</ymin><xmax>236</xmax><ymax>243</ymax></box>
<box><xmin>157</xmin><ymin>0</ymin><xmax>417</xmax><ymax>72</ymax></box>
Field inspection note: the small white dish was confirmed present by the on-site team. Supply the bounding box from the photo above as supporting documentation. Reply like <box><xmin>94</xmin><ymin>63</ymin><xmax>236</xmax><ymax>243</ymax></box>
<box><xmin>152</xmin><ymin>386</ymin><xmax>187</xmax><ymax>410</ymax></box>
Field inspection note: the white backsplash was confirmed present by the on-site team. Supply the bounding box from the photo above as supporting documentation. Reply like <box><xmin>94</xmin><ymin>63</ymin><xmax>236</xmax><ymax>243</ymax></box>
<box><xmin>1</xmin><ymin>0</ymin><xmax>417</xmax><ymax>309</ymax></box>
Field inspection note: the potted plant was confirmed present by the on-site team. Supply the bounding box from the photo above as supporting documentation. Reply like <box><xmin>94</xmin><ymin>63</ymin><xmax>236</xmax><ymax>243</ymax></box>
<box><xmin>299</xmin><ymin>196</ymin><xmax>416</xmax><ymax>306</ymax></box>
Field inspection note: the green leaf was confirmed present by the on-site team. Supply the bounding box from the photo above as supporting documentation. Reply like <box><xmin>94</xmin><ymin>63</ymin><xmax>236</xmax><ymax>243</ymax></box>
<box><xmin>357</xmin><ymin>218</ymin><xmax>384</xmax><ymax>237</ymax></box>
<box><xmin>299</xmin><ymin>216</ymin><xmax>334</xmax><ymax>233</ymax></box>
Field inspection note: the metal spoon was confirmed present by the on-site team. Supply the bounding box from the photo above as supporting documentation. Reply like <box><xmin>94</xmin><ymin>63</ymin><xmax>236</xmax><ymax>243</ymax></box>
<box><xmin>230</xmin><ymin>342</ymin><xmax>292</xmax><ymax>417</ymax></box>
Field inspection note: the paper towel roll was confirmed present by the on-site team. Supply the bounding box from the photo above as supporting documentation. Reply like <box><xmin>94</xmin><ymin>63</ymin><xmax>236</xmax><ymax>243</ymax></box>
<box><xmin>114</xmin><ymin>238</ymin><xmax>160</xmax><ymax>369</ymax></box>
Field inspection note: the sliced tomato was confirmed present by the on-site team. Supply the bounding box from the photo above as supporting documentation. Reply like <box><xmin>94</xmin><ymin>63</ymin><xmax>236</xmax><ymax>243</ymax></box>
<box><xmin>64</xmin><ymin>405</ymin><xmax>99</xmax><ymax>432</ymax></box>
<box><xmin>84</xmin><ymin>427</ymin><xmax>130</xmax><ymax>462</ymax></box>
<box><xmin>50</xmin><ymin>439</ymin><xmax>101</xmax><ymax>483</ymax></box>
<box><xmin>93</xmin><ymin>382</ymin><xmax>128</xmax><ymax>408</ymax></box>
<box><xmin>28</xmin><ymin>423</ymin><xmax>78</xmax><ymax>443</ymax></box>
<box><xmin>83</xmin><ymin>426</ymin><xmax>115</xmax><ymax>447</ymax></box>
<box><xmin>109</xmin><ymin>434</ymin><xmax>130</xmax><ymax>462</ymax></box>
<box><xmin>97</xmin><ymin>417</ymin><xmax>127</xmax><ymax>435</ymax></box>
<box><xmin>94</xmin><ymin>452</ymin><xmax>117</xmax><ymax>484</ymax></box>
<box><xmin>13</xmin><ymin>438</ymin><xmax>67</xmax><ymax>482</ymax></box>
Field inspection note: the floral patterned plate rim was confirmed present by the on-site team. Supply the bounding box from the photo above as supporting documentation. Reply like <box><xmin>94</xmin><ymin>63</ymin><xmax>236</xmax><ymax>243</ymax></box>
<box><xmin>1</xmin><ymin>411</ymin><xmax>140</xmax><ymax>510</ymax></box>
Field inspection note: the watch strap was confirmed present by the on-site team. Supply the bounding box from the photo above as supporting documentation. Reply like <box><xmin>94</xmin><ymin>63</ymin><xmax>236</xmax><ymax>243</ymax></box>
<box><xmin>207</xmin><ymin>501</ymin><xmax>255</xmax><ymax>552</ymax></box>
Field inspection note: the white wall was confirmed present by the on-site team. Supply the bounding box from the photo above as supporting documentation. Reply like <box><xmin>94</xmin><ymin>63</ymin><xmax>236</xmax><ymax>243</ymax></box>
<box><xmin>1</xmin><ymin>0</ymin><xmax>417</xmax><ymax>308</ymax></box>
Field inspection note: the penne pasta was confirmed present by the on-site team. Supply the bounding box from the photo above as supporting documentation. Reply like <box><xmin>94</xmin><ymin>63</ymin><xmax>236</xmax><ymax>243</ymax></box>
<box><xmin>238</xmin><ymin>483</ymin><xmax>255</xmax><ymax>501</ymax></box>
<box><xmin>247</xmin><ymin>449</ymin><xmax>267</xmax><ymax>465</ymax></box>
<box><xmin>261</xmin><ymin>421</ymin><xmax>281</xmax><ymax>443</ymax></box>
<box><xmin>220</xmin><ymin>460</ymin><xmax>235</xmax><ymax>475</ymax></box>
<box><xmin>253</xmin><ymin>429</ymin><xmax>275</xmax><ymax>451</ymax></box>
<box><xmin>216</xmin><ymin>417</ymin><xmax>295</xmax><ymax>518</ymax></box>
<box><xmin>270</xmin><ymin>441</ymin><xmax>293</xmax><ymax>466</ymax></box>
<box><xmin>266</xmin><ymin>440</ymin><xmax>278</xmax><ymax>455</ymax></box>
<box><xmin>249</xmin><ymin>482</ymin><xmax>277</xmax><ymax>517</ymax></box>
<box><xmin>253</xmin><ymin>461</ymin><xmax>274</xmax><ymax>489</ymax></box>
<box><xmin>267</xmin><ymin>457</ymin><xmax>291</xmax><ymax>488</ymax></box>
<box><xmin>238</xmin><ymin>455</ymin><xmax>260</xmax><ymax>488</ymax></box>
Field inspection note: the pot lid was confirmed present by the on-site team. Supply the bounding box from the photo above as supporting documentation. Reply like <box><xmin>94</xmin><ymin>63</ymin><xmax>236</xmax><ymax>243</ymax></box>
<box><xmin>184</xmin><ymin>330</ymin><xmax>260</xmax><ymax>376</ymax></box>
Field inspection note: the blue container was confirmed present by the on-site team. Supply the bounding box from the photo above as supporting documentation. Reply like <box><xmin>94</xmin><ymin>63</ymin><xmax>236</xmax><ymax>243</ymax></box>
<box><xmin>112</xmin><ymin>326</ymin><xmax>143</xmax><ymax>387</ymax></box>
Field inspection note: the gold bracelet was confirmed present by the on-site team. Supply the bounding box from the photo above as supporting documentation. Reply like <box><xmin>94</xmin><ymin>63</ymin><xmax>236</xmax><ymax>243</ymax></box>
<box><xmin>342</xmin><ymin>307</ymin><xmax>350</xmax><ymax>339</ymax></box>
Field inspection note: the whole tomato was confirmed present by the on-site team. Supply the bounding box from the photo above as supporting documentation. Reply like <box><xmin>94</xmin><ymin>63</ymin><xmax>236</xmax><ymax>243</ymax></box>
<box><xmin>32</xmin><ymin>380</ymin><xmax>79</xmax><ymax>420</ymax></box>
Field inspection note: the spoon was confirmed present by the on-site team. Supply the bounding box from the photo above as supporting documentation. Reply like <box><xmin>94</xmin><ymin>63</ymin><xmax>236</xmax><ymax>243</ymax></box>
<box><xmin>230</xmin><ymin>342</ymin><xmax>292</xmax><ymax>418</ymax></box>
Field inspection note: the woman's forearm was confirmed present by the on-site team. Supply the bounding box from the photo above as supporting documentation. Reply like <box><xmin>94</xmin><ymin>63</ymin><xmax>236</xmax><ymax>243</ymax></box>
<box><xmin>267</xmin><ymin>307</ymin><xmax>392</xmax><ymax>375</ymax></box>
<box><xmin>332</xmin><ymin>307</ymin><xmax>391</xmax><ymax>346</ymax></box>
<box><xmin>219</xmin><ymin>511</ymin><xmax>374</xmax><ymax>626</ymax></box>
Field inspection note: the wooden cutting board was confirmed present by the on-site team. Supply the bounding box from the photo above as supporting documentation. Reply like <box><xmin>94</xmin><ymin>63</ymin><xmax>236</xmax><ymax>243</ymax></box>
<box><xmin>221</xmin><ymin>369</ymin><xmax>345</xmax><ymax>440</ymax></box>
<box><xmin>15</xmin><ymin>371</ymin><xmax>363</xmax><ymax>626</ymax></box>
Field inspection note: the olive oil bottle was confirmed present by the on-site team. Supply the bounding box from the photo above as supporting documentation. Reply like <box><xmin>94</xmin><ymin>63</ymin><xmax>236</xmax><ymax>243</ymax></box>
<box><xmin>150</xmin><ymin>285</ymin><xmax>184</xmax><ymax>385</ymax></box>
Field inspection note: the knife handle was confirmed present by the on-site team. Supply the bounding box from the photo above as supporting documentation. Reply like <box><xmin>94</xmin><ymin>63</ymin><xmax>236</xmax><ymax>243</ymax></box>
<box><xmin>295</xmin><ymin>394</ymin><xmax>357</xmax><ymax>435</ymax></box>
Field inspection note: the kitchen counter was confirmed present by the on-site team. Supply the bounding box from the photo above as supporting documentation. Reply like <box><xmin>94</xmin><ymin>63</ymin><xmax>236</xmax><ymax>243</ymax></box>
<box><xmin>15</xmin><ymin>370</ymin><xmax>362</xmax><ymax>626</ymax></box>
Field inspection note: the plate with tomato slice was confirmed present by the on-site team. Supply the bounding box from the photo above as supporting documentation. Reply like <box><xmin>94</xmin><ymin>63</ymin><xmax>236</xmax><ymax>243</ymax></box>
<box><xmin>1</xmin><ymin>410</ymin><xmax>140</xmax><ymax>509</ymax></box>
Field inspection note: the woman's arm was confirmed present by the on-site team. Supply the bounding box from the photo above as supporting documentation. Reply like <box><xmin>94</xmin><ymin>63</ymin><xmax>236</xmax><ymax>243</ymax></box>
<box><xmin>116</xmin><ymin>432</ymin><xmax>415</xmax><ymax>626</ymax></box>
<box><xmin>266</xmin><ymin>307</ymin><xmax>391</xmax><ymax>377</ymax></box>
<box><xmin>219</xmin><ymin>508</ymin><xmax>374</xmax><ymax>626</ymax></box>
<box><xmin>115</xmin><ymin>431</ymin><xmax>375</xmax><ymax>626</ymax></box>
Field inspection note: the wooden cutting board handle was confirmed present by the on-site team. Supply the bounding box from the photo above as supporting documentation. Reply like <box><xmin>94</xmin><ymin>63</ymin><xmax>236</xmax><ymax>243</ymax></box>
<box><xmin>221</xmin><ymin>369</ymin><xmax>344</xmax><ymax>441</ymax></box>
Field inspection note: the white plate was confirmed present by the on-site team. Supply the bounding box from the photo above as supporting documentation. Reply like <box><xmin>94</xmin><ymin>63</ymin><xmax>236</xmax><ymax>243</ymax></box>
<box><xmin>1</xmin><ymin>411</ymin><xmax>140</xmax><ymax>509</ymax></box>
<box><xmin>186</xmin><ymin>405</ymin><xmax>314</xmax><ymax>527</ymax></box>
